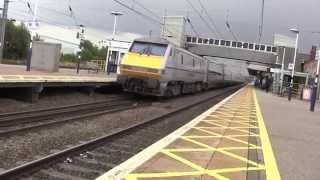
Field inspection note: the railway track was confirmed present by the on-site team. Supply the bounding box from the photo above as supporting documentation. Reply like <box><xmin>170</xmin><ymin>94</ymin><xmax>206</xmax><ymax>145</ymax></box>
<box><xmin>0</xmin><ymin>85</ymin><xmax>242</xmax><ymax>180</ymax></box>
<box><xmin>0</xmin><ymin>96</ymin><xmax>148</xmax><ymax>136</ymax></box>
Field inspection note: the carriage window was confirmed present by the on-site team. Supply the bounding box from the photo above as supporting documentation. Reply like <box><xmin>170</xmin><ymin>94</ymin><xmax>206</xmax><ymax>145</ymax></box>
<box><xmin>130</xmin><ymin>42</ymin><xmax>168</xmax><ymax>56</ymax></box>
<box><xmin>260</xmin><ymin>45</ymin><xmax>266</xmax><ymax>51</ymax></box>
<box><xmin>198</xmin><ymin>38</ymin><xmax>203</xmax><ymax>43</ymax></box>
<box><xmin>214</xmin><ymin>40</ymin><xmax>219</xmax><ymax>45</ymax></box>
<box><xmin>209</xmin><ymin>39</ymin><xmax>214</xmax><ymax>44</ymax></box>
<box><xmin>243</xmin><ymin>43</ymin><xmax>249</xmax><ymax>48</ymax></box>
<box><xmin>255</xmin><ymin>45</ymin><xmax>260</xmax><ymax>50</ymax></box>
<box><xmin>226</xmin><ymin>41</ymin><xmax>231</xmax><ymax>46</ymax></box>
<box><xmin>192</xmin><ymin>37</ymin><xmax>197</xmax><ymax>43</ymax></box>
<box><xmin>249</xmin><ymin>44</ymin><xmax>254</xmax><ymax>49</ymax></box>
<box><xmin>272</xmin><ymin>47</ymin><xmax>277</xmax><ymax>52</ymax></box>
<box><xmin>220</xmin><ymin>40</ymin><xmax>226</xmax><ymax>46</ymax></box>
<box><xmin>237</xmin><ymin>42</ymin><xmax>242</xmax><ymax>48</ymax></box>
<box><xmin>203</xmin><ymin>39</ymin><xmax>209</xmax><ymax>44</ymax></box>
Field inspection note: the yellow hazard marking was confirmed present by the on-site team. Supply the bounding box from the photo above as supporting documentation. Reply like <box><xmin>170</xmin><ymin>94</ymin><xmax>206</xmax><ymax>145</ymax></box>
<box><xmin>110</xmin><ymin>87</ymin><xmax>281</xmax><ymax>180</ymax></box>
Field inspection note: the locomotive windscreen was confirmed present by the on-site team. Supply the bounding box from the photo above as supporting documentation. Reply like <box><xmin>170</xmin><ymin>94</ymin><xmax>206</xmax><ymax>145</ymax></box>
<box><xmin>130</xmin><ymin>42</ymin><xmax>168</xmax><ymax>56</ymax></box>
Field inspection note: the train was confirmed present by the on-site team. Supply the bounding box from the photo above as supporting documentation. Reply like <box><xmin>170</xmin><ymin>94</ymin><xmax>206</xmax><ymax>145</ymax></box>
<box><xmin>117</xmin><ymin>37</ymin><xmax>240</xmax><ymax>97</ymax></box>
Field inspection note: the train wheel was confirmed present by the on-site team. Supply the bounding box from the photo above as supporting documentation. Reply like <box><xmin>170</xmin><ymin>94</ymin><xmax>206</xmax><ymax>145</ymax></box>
<box><xmin>164</xmin><ymin>89</ymin><xmax>174</xmax><ymax>99</ymax></box>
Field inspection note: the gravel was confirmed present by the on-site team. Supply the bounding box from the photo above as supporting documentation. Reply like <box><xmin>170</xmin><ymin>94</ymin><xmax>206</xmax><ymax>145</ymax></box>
<box><xmin>0</xmin><ymin>86</ymin><xmax>239</xmax><ymax>171</ymax></box>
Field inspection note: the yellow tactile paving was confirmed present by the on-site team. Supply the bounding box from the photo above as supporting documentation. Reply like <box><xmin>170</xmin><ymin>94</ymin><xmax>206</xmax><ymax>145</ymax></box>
<box><xmin>98</xmin><ymin>86</ymin><xmax>280</xmax><ymax>180</ymax></box>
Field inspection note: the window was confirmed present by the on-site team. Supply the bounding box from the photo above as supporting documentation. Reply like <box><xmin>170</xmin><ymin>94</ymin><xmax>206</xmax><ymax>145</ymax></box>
<box><xmin>237</xmin><ymin>42</ymin><xmax>242</xmax><ymax>48</ymax></box>
<box><xmin>186</xmin><ymin>36</ymin><xmax>192</xmax><ymax>42</ymax></box>
<box><xmin>214</xmin><ymin>40</ymin><xmax>219</xmax><ymax>45</ymax></box>
<box><xmin>220</xmin><ymin>40</ymin><xmax>226</xmax><ymax>46</ymax></box>
<box><xmin>243</xmin><ymin>43</ymin><xmax>249</xmax><ymax>48</ymax></box>
<box><xmin>232</xmin><ymin>41</ymin><xmax>237</xmax><ymax>47</ymax></box>
<box><xmin>209</xmin><ymin>39</ymin><xmax>214</xmax><ymax>44</ymax></box>
<box><xmin>272</xmin><ymin>47</ymin><xmax>277</xmax><ymax>53</ymax></box>
<box><xmin>130</xmin><ymin>42</ymin><xmax>168</xmax><ymax>56</ymax></box>
<box><xmin>266</xmin><ymin>46</ymin><xmax>272</xmax><ymax>52</ymax></box>
<box><xmin>260</xmin><ymin>45</ymin><xmax>266</xmax><ymax>51</ymax></box>
<box><xmin>226</xmin><ymin>41</ymin><xmax>231</xmax><ymax>47</ymax></box>
<box><xmin>192</xmin><ymin>37</ymin><xmax>197</xmax><ymax>43</ymax></box>
<box><xmin>249</xmin><ymin>44</ymin><xmax>254</xmax><ymax>49</ymax></box>
<box><xmin>198</xmin><ymin>38</ymin><xmax>203</xmax><ymax>43</ymax></box>
<box><xmin>255</xmin><ymin>45</ymin><xmax>260</xmax><ymax>50</ymax></box>
<box><xmin>203</xmin><ymin>39</ymin><xmax>209</xmax><ymax>44</ymax></box>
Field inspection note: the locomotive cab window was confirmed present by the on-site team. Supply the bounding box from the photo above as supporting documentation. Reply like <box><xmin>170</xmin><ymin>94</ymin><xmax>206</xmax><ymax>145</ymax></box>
<box><xmin>130</xmin><ymin>42</ymin><xmax>168</xmax><ymax>56</ymax></box>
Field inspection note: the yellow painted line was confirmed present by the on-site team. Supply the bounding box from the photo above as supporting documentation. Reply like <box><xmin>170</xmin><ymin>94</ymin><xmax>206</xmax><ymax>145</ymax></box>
<box><xmin>191</xmin><ymin>128</ymin><xmax>259</xmax><ymax>148</ymax></box>
<box><xmin>183</xmin><ymin>134</ymin><xmax>259</xmax><ymax>138</ymax></box>
<box><xmin>161</xmin><ymin>150</ymin><xmax>228</xmax><ymax>180</ymax></box>
<box><xmin>181</xmin><ymin>137</ymin><xmax>264</xmax><ymax>168</ymax></box>
<box><xmin>253</xmin><ymin>89</ymin><xmax>281</xmax><ymax>180</ymax></box>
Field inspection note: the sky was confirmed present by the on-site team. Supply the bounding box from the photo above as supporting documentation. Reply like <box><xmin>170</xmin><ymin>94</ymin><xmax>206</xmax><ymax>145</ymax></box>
<box><xmin>5</xmin><ymin>0</ymin><xmax>320</xmax><ymax>52</ymax></box>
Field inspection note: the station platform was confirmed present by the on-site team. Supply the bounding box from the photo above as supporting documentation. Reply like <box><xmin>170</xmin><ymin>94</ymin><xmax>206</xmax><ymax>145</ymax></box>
<box><xmin>0</xmin><ymin>64</ymin><xmax>116</xmax><ymax>88</ymax></box>
<box><xmin>98</xmin><ymin>86</ymin><xmax>282</xmax><ymax>180</ymax></box>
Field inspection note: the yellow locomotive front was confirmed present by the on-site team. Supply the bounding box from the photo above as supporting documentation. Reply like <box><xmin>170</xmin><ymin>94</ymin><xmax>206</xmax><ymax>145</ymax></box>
<box><xmin>117</xmin><ymin>38</ymin><xmax>169</xmax><ymax>96</ymax></box>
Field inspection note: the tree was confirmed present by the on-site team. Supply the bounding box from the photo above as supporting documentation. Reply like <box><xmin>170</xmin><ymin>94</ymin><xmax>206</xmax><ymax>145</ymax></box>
<box><xmin>79</xmin><ymin>40</ymin><xmax>107</xmax><ymax>61</ymax></box>
<box><xmin>3</xmin><ymin>21</ymin><xmax>31</xmax><ymax>60</ymax></box>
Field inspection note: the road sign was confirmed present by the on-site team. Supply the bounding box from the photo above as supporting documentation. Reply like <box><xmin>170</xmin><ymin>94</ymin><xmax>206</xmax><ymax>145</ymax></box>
<box><xmin>288</xmin><ymin>63</ymin><xmax>294</xmax><ymax>70</ymax></box>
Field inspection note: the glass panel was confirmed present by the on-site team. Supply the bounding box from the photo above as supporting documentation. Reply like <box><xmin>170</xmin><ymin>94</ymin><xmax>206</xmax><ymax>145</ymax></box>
<box><xmin>272</xmin><ymin>47</ymin><xmax>277</xmax><ymax>52</ymax></box>
<box><xmin>198</xmin><ymin>38</ymin><xmax>203</xmax><ymax>43</ymax></box>
<box><xmin>249</xmin><ymin>44</ymin><xmax>254</xmax><ymax>49</ymax></box>
<box><xmin>237</xmin><ymin>42</ymin><xmax>242</xmax><ymax>48</ymax></box>
<box><xmin>232</xmin><ymin>41</ymin><xmax>237</xmax><ymax>47</ymax></box>
<box><xmin>266</xmin><ymin>46</ymin><xmax>272</xmax><ymax>52</ymax></box>
<box><xmin>203</xmin><ymin>39</ymin><xmax>209</xmax><ymax>44</ymax></box>
<box><xmin>243</xmin><ymin>43</ymin><xmax>249</xmax><ymax>48</ymax></box>
<box><xmin>255</xmin><ymin>45</ymin><xmax>260</xmax><ymax>50</ymax></box>
<box><xmin>220</xmin><ymin>40</ymin><xmax>226</xmax><ymax>46</ymax></box>
<box><xmin>214</xmin><ymin>40</ymin><xmax>220</xmax><ymax>45</ymax></box>
<box><xmin>209</xmin><ymin>39</ymin><xmax>214</xmax><ymax>44</ymax></box>
<box><xmin>260</xmin><ymin>45</ymin><xmax>266</xmax><ymax>51</ymax></box>
<box><xmin>192</xmin><ymin>37</ymin><xmax>197</xmax><ymax>43</ymax></box>
<box><xmin>226</xmin><ymin>41</ymin><xmax>231</xmax><ymax>46</ymax></box>
<box><xmin>186</xmin><ymin>36</ymin><xmax>192</xmax><ymax>42</ymax></box>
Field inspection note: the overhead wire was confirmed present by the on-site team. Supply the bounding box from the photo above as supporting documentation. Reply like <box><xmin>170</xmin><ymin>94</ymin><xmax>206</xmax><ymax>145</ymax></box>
<box><xmin>225</xmin><ymin>9</ymin><xmax>238</xmax><ymax>41</ymax></box>
<box><xmin>185</xmin><ymin>0</ymin><xmax>219</xmax><ymax>38</ymax></box>
<box><xmin>112</xmin><ymin>0</ymin><xmax>177</xmax><ymax>36</ymax></box>
<box><xmin>132</xmin><ymin>0</ymin><xmax>160</xmax><ymax>19</ymax></box>
<box><xmin>197</xmin><ymin>0</ymin><xmax>223</xmax><ymax>39</ymax></box>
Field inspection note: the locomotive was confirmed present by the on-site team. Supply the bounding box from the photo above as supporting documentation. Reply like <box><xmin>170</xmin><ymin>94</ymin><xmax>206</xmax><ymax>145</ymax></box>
<box><xmin>117</xmin><ymin>37</ymin><xmax>237</xmax><ymax>97</ymax></box>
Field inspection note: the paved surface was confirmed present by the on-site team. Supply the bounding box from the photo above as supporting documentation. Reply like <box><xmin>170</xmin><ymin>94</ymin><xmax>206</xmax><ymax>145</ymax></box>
<box><xmin>98</xmin><ymin>86</ymin><xmax>280</xmax><ymax>180</ymax></box>
<box><xmin>0</xmin><ymin>64</ymin><xmax>116</xmax><ymax>84</ymax></box>
<box><xmin>256</xmin><ymin>90</ymin><xmax>320</xmax><ymax>180</ymax></box>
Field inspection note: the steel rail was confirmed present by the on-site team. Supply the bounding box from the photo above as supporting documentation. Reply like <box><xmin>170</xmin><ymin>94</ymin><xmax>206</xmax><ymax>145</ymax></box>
<box><xmin>0</xmin><ymin>85</ymin><xmax>242</xmax><ymax>179</ymax></box>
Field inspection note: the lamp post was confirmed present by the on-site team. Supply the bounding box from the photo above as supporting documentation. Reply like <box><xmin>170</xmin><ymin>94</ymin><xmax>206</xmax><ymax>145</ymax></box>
<box><xmin>107</xmin><ymin>11</ymin><xmax>123</xmax><ymax>75</ymax></box>
<box><xmin>111</xmin><ymin>11</ymin><xmax>123</xmax><ymax>38</ymax></box>
<box><xmin>77</xmin><ymin>24</ymin><xmax>85</xmax><ymax>74</ymax></box>
<box><xmin>288</xmin><ymin>28</ymin><xmax>299</xmax><ymax>101</ymax></box>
